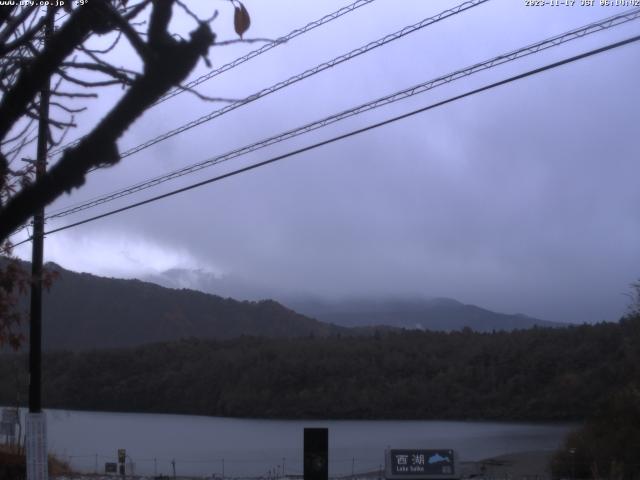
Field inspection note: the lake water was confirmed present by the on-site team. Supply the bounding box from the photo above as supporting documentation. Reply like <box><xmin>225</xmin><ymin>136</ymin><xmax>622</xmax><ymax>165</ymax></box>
<box><xmin>25</xmin><ymin>409</ymin><xmax>575</xmax><ymax>477</ymax></box>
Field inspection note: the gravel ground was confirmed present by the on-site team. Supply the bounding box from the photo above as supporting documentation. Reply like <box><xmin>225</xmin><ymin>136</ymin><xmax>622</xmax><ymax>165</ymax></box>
<box><xmin>461</xmin><ymin>450</ymin><xmax>554</xmax><ymax>479</ymax></box>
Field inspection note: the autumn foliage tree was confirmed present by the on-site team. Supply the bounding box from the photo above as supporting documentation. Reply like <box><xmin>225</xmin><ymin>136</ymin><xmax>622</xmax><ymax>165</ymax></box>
<box><xmin>0</xmin><ymin>0</ymin><xmax>251</xmax><ymax>347</ymax></box>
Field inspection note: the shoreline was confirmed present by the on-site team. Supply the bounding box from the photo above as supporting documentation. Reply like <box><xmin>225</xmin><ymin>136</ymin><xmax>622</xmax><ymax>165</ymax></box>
<box><xmin>461</xmin><ymin>450</ymin><xmax>554</xmax><ymax>479</ymax></box>
<box><xmin>49</xmin><ymin>450</ymin><xmax>555</xmax><ymax>480</ymax></box>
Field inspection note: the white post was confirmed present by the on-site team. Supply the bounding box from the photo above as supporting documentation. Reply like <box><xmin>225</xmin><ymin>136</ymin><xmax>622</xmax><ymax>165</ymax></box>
<box><xmin>25</xmin><ymin>412</ymin><xmax>48</xmax><ymax>480</ymax></box>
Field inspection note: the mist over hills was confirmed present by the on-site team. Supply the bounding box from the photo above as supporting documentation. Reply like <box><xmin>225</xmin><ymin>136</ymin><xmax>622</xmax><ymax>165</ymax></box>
<box><xmin>3</xmin><ymin>260</ymin><xmax>566</xmax><ymax>352</ymax></box>
<box><xmin>286</xmin><ymin>297</ymin><xmax>564</xmax><ymax>332</ymax></box>
<box><xmin>146</xmin><ymin>267</ymin><xmax>565</xmax><ymax>332</ymax></box>
<box><xmin>13</xmin><ymin>262</ymin><xmax>345</xmax><ymax>351</ymax></box>
<box><xmin>143</xmin><ymin>267</ymin><xmax>284</xmax><ymax>301</ymax></box>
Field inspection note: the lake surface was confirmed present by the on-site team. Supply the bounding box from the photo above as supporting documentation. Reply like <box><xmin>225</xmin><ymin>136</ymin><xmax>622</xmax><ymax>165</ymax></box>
<box><xmin>32</xmin><ymin>409</ymin><xmax>574</xmax><ymax>477</ymax></box>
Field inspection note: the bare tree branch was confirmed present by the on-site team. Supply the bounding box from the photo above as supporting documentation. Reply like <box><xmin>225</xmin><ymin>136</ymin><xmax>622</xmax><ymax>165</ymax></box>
<box><xmin>0</xmin><ymin>7</ymin><xmax>216</xmax><ymax>241</ymax></box>
<box><xmin>178</xmin><ymin>83</ymin><xmax>238</xmax><ymax>103</ymax></box>
<box><xmin>50</xmin><ymin>118</ymin><xmax>75</xmax><ymax>147</ymax></box>
<box><xmin>123</xmin><ymin>0</ymin><xmax>152</xmax><ymax>21</ymax></box>
<box><xmin>56</xmin><ymin>68</ymin><xmax>125</xmax><ymax>87</ymax></box>
<box><xmin>213</xmin><ymin>37</ymin><xmax>277</xmax><ymax>47</ymax></box>
<box><xmin>0</xmin><ymin>5</ymin><xmax>37</xmax><ymax>46</ymax></box>
<box><xmin>82</xmin><ymin>30</ymin><xmax>122</xmax><ymax>55</ymax></box>
<box><xmin>148</xmin><ymin>0</ymin><xmax>172</xmax><ymax>46</ymax></box>
<box><xmin>49</xmin><ymin>101</ymin><xmax>87</xmax><ymax>114</ymax></box>
<box><xmin>1</xmin><ymin>117</ymin><xmax>35</xmax><ymax>146</ymax></box>
<box><xmin>50</xmin><ymin>90</ymin><xmax>99</xmax><ymax>99</ymax></box>
<box><xmin>5</xmin><ymin>133</ymin><xmax>37</xmax><ymax>164</ymax></box>
<box><xmin>0</xmin><ymin>6</ymin><xmax>17</xmax><ymax>28</ymax></box>
<box><xmin>0</xmin><ymin>9</ymin><xmax>52</xmax><ymax>56</ymax></box>
<box><xmin>60</xmin><ymin>61</ymin><xmax>136</xmax><ymax>85</ymax></box>
<box><xmin>175</xmin><ymin>0</ymin><xmax>203</xmax><ymax>25</ymax></box>
<box><xmin>101</xmin><ymin>3</ymin><xmax>152</xmax><ymax>62</ymax></box>
<box><xmin>0</xmin><ymin>1</ymin><xmax>115</xmax><ymax>142</ymax></box>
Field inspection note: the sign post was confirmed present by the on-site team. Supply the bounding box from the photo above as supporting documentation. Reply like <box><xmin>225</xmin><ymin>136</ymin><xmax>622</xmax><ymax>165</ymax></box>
<box><xmin>385</xmin><ymin>449</ymin><xmax>459</xmax><ymax>480</ymax></box>
<box><xmin>1</xmin><ymin>408</ymin><xmax>18</xmax><ymax>444</ymax></box>
<box><xmin>118</xmin><ymin>449</ymin><xmax>126</xmax><ymax>476</ymax></box>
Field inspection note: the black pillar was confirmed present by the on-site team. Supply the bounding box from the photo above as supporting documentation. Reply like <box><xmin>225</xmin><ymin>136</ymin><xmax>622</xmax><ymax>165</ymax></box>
<box><xmin>304</xmin><ymin>427</ymin><xmax>328</xmax><ymax>480</ymax></box>
<box><xmin>28</xmin><ymin>9</ymin><xmax>52</xmax><ymax>414</ymax></box>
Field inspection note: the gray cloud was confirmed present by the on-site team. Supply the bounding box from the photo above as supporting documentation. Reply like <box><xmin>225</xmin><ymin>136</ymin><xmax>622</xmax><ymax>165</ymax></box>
<box><xmin>15</xmin><ymin>0</ymin><xmax>639</xmax><ymax>324</ymax></box>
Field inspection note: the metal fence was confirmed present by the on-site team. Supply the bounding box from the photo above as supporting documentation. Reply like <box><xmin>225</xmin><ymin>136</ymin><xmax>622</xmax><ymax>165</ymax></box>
<box><xmin>53</xmin><ymin>453</ymin><xmax>387</xmax><ymax>480</ymax></box>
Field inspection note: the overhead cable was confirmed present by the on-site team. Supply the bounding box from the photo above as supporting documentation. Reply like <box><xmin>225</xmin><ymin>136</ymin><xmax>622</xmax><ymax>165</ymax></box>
<box><xmin>42</xmin><ymin>7</ymin><xmax>640</xmax><ymax>221</ymax></box>
<box><xmin>54</xmin><ymin>0</ymin><xmax>490</xmax><ymax>163</ymax></box>
<box><xmin>157</xmin><ymin>0</ymin><xmax>378</xmax><ymax>104</ymax></box>
<box><xmin>48</xmin><ymin>0</ymin><xmax>378</xmax><ymax>157</ymax></box>
<box><xmin>11</xmin><ymin>33</ymin><xmax>640</xmax><ymax>247</ymax></box>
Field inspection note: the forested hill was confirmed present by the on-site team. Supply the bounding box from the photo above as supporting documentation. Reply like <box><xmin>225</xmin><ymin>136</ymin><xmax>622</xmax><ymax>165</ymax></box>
<box><xmin>16</xmin><ymin>262</ymin><xmax>347</xmax><ymax>351</ymax></box>
<box><xmin>1</xmin><ymin>314</ymin><xmax>637</xmax><ymax>420</ymax></box>
<box><xmin>147</xmin><ymin>268</ymin><xmax>563</xmax><ymax>331</ymax></box>
<box><xmin>5</xmin><ymin>260</ymin><xmax>568</xmax><ymax>352</ymax></box>
<box><xmin>286</xmin><ymin>297</ymin><xmax>563</xmax><ymax>331</ymax></box>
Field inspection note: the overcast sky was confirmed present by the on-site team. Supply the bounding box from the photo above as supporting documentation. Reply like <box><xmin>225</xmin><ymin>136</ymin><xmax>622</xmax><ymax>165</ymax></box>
<box><xmin>12</xmin><ymin>0</ymin><xmax>640</xmax><ymax>324</ymax></box>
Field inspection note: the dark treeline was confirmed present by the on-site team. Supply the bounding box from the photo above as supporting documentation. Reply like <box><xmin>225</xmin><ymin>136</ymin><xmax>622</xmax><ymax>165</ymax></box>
<box><xmin>1</xmin><ymin>315</ymin><xmax>639</xmax><ymax>420</ymax></box>
<box><xmin>551</xmin><ymin>385</ymin><xmax>640</xmax><ymax>480</ymax></box>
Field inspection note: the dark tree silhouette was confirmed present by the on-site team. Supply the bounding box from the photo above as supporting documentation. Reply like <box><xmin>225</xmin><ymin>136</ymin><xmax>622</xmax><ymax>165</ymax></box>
<box><xmin>0</xmin><ymin>0</ymin><xmax>251</xmax><ymax>346</ymax></box>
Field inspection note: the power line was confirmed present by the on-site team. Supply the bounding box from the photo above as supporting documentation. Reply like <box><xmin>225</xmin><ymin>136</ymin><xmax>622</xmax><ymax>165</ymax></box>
<box><xmin>12</xmin><ymin>33</ymin><xmax>640</xmax><ymax>247</ymax></box>
<box><xmin>118</xmin><ymin>0</ymin><xmax>489</xmax><ymax>159</ymax></box>
<box><xmin>51</xmin><ymin>0</ymin><xmax>490</xmax><ymax>164</ymax></box>
<box><xmin>157</xmin><ymin>0</ymin><xmax>378</xmax><ymax>105</ymax></box>
<box><xmin>9</xmin><ymin>6</ymin><xmax>638</xmax><ymax>238</ymax></box>
<box><xmin>41</xmin><ymin>7</ymin><xmax>640</xmax><ymax>222</ymax></box>
<box><xmin>37</xmin><ymin>0</ymin><xmax>492</xmax><ymax>222</ymax></box>
<box><xmin>48</xmin><ymin>0</ymin><xmax>378</xmax><ymax>157</ymax></box>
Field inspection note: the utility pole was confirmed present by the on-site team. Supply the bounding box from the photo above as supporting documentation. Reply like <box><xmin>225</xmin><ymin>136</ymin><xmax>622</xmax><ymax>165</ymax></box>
<box><xmin>25</xmin><ymin>8</ymin><xmax>52</xmax><ymax>480</ymax></box>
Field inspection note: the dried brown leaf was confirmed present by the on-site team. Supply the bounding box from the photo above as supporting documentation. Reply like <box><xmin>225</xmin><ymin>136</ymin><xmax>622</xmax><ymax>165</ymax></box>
<box><xmin>233</xmin><ymin>1</ymin><xmax>250</xmax><ymax>39</ymax></box>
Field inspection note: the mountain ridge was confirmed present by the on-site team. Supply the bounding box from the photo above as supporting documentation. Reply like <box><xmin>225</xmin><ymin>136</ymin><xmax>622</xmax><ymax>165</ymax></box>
<box><xmin>146</xmin><ymin>267</ymin><xmax>565</xmax><ymax>332</ymax></box>
<box><xmin>7</xmin><ymin>260</ymin><xmax>347</xmax><ymax>352</ymax></box>
<box><xmin>286</xmin><ymin>296</ymin><xmax>564</xmax><ymax>332</ymax></box>
<box><xmin>4</xmin><ymin>259</ymin><xmax>565</xmax><ymax>352</ymax></box>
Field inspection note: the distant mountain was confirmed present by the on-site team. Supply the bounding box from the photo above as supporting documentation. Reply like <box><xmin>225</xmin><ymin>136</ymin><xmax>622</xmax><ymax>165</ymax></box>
<box><xmin>3</xmin><ymin>260</ymin><xmax>564</xmax><ymax>353</ymax></box>
<box><xmin>146</xmin><ymin>268</ymin><xmax>564</xmax><ymax>332</ymax></box>
<box><xmin>285</xmin><ymin>297</ymin><xmax>565</xmax><ymax>332</ymax></box>
<box><xmin>9</xmin><ymin>261</ymin><xmax>346</xmax><ymax>352</ymax></box>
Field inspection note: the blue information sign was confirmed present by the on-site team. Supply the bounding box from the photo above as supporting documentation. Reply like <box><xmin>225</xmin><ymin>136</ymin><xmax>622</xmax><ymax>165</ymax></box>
<box><xmin>387</xmin><ymin>449</ymin><xmax>456</xmax><ymax>478</ymax></box>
